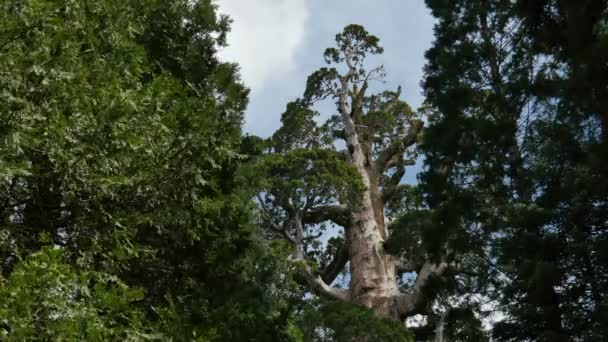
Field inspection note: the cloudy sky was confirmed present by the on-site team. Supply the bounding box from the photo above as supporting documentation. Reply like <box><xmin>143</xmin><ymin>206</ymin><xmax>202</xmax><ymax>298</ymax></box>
<box><xmin>216</xmin><ymin>0</ymin><xmax>436</xmax><ymax>138</ymax></box>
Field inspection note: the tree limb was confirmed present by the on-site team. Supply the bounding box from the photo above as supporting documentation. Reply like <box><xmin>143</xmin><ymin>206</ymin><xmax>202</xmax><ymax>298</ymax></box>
<box><xmin>293</xmin><ymin>214</ymin><xmax>350</xmax><ymax>302</ymax></box>
<box><xmin>380</xmin><ymin>158</ymin><xmax>415</xmax><ymax>204</ymax></box>
<box><xmin>395</xmin><ymin>257</ymin><xmax>421</xmax><ymax>274</ymax></box>
<box><xmin>301</xmin><ymin>267</ymin><xmax>351</xmax><ymax>301</ymax></box>
<box><xmin>354</xmin><ymin>81</ymin><xmax>368</xmax><ymax>111</ymax></box>
<box><xmin>339</xmin><ymin>76</ymin><xmax>354</xmax><ymax>123</ymax></box>
<box><xmin>256</xmin><ymin>194</ymin><xmax>297</xmax><ymax>244</ymax></box>
<box><xmin>383</xmin><ymin>85</ymin><xmax>402</xmax><ymax>113</ymax></box>
<box><xmin>338</xmin><ymin>52</ymin><xmax>357</xmax><ymax>133</ymax></box>
<box><xmin>375</xmin><ymin>120</ymin><xmax>423</xmax><ymax>173</ymax></box>
<box><xmin>394</xmin><ymin>259</ymin><xmax>457</xmax><ymax>318</ymax></box>
<box><xmin>369</xmin><ymin>95</ymin><xmax>377</xmax><ymax>113</ymax></box>
<box><xmin>321</xmin><ymin>243</ymin><xmax>350</xmax><ymax>285</ymax></box>
<box><xmin>350</xmin><ymin>81</ymin><xmax>368</xmax><ymax>125</ymax></box>
<box><xmin>386</xmin><ymin>156</ymin><xmax>416</xmax><ymax>170</ymax></box>
<box><xmin>302</xmin><ymin>205</ymin><xmax>351</xmax><ymax>228</ymax></box>
<box><xmin>333</xmin><ymin>129</ymin><xmax>347</xmax><ymax>141</ymax></box>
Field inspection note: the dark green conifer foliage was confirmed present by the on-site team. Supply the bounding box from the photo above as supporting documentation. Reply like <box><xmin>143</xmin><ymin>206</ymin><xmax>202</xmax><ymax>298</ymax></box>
<box><xmin>422</xmin><ymin>0</ymin><xmax>608</xmax><ymax>340</ymax></box>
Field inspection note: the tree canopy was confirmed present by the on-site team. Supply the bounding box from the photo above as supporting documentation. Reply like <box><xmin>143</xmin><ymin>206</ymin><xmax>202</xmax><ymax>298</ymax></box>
<box><xmin>421</xmin><ymin>0</ymin><xmax>608</xmax><ymax>340</ymax></box>
<box><xmin>0</xmin><ymin>0</ymin><xmax>295</xmax><ymax>340</ymax></box>
<box><xmin>1</xmin><ymin>1</ymin><xmax>606</xmax><ymax>341</ymax></box>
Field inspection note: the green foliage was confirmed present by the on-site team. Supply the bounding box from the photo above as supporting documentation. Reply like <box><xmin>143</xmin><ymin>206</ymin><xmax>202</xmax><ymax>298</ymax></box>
<box><xmin>271</xmin><ymin>101</ymin><xmax>328</xmax><ymax>152</ymax></box>
<box><xmin>0</xmin><ymin>0</ymin><xmax>296</xmax><ymax>340</ymax></box>
<box><xmin>323</xmin><ymin>24</ymin><xmax>383</xmax><ymax>66</ymax></box>
<box><xmin>7</xmin><ymin>1</ymin><xmax>604</xmax><ymax>340</ymax></box>
<box><xmin>441</xmin><ymin>307</ymin><xmax>487</xmax><ymax>342</ymax></box>
<box><xmin>304</xmin><ymin>24</ymin><xmax>384</xmax><ymax>104</ymax></box>
<box><xmin>303</xmin><ymin>68</ymin><xmax>341</xmax><ymax>105</ymax></box>
<box><xmin>254</xmin><ymin>148</ymin><xmax>364</xmax><ymax>211</ymax></box>
<box><xmin>386</xmin><ymin>209</ymin><xmax>432</xmax><ymax>264</ymax></box>
<box><xmin>412</xmin><ymin>307</ymin><xmax>488</xmax><ymax>342</ymax></box>
<box><xmin>422</xmin><ymin>0</ymin><xmax>608</xmax><ymax>340</ymax></box>
<box><xmin>297</xmin><ymin>300</ymin><xmax>413</xmax><ymax>342</ymax></box>
<box><xmin>513</xmin><ymin>0</ymin><xmax>608</xmax><ymax>137</ymax></box>
<box><xmin>0</xmin><ymin>247</ymin><xmax>154</xmax><ymax>341</ymax></box>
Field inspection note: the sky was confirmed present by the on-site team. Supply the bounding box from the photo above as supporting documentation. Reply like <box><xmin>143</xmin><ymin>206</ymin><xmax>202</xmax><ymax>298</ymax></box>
<box><xmin>216</xmin><ymin>0</ymin><xmax>436</xmax><ymax>137</ymax></box>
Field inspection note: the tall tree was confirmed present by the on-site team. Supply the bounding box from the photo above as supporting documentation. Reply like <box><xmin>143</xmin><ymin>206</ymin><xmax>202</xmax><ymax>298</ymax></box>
<box><xmin>251</xmin><ymin>25</ymin><xmax>461</xmax><ymax>327</ymax></box>
<box><xmin>422</xmin><ymin>0</ymin><xmax>608</xmax><ymax>340</ymax></box>
<box><xmin>0</xmin><ymin>0</ymin><xmax>297</xmax><ymax>340</ymax></box>
<box><xmin>515</xmin><ymin>0</ymin><xmax>608</xmax><ymax>137</ymax></box>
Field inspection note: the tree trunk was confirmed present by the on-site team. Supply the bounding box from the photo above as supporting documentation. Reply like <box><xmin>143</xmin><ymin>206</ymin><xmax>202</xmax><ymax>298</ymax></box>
<box><xmin>345</xmin><ymin>132</ymin><xmax>399</xmax><ymax>319</ymax></box>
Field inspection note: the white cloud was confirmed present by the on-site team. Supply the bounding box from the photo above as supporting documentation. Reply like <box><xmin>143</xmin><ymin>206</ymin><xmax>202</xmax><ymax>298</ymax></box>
<box><xmin>216</xmin><ymin>0</ymin><xmax>310</xmax><ymax>90</ymax></box>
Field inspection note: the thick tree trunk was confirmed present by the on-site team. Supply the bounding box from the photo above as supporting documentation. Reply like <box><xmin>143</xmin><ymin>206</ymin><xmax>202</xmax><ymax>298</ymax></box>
<box><xmin>347</xmin><ymin>189</ymin><xmax>399</xmax><ymax>318</ymax></box>
<box><xmin>345</xmin><ymin>133</ymin><xmax>400</xmax><ymax>318</ymax></box>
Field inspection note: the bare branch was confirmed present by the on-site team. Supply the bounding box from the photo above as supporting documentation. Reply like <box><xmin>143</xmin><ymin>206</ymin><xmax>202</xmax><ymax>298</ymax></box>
<box><xmin>333</xmin><ymin>130</ymin><xmax>347</xmax><ymax>141</ymax></box>
<box><xmin>321</xmin><ymin>243</ymin><xmax>350</xmax><ymax>285</ymax></box>
<box><xmin>354</xmin><ymin>65</ymin><xmax>385</xmax><ymax>85</ymax></box>
<box><xmin>349</xmin><ymin>81</ymin><xmax>368</xmax><ymax>125</ymax></box>
<box><xmin>395</xmin><ymin>257</ymin><xmax>421</xmax><ymax>274</ymax></box>
<box><xmin>381</xmin><ymin>158</ymin><xmax>416</xmax><ymax>204</ymax></box>
<box><xmin>344</xmin><ymin>50</ymin><xmax>357</xmax><ymax>73</ymax></box>
<box><xmin>383</xmin><ymin>85</ymin><xmax>402</xmax><ymax>113</ymax></box>
<box><xmin>256</xmin><ymin>194</ymin><xmax>297</xmax><ymax>244</ymax></box>
<box><xmin>375</xmin><ymin>119</ymin><xmax>423</xmax><ymax>173</ymax></box>
<box><xmin>293</xmin><ymin>214</ymin><xmax>350</xmax><ymax>302</ymax></box>
<box><xmin>394</xmin><ymin>259</ymin><xmax>458</xmax><ymax>318</ymax></box>
<box><xmin>381</xmin><ymin>167</ymin><xmax>405</xmax><ymax>204</ymax></box>
<box><xmin>294</xmin><ymin>212</ymin><xmax>305</xmax><ymax>258</ymax></box>
<box><xmin>386</xmin><ymin>156</ymin><xmax>416</xmax><ymax>170</ymax></box>
<box><xmin>302</xmin><ymin>205</ymin><xmax>351</xmax><ymax>228</ymax></box>
<box><xmin>338</xmin><ymin>77</ymin><xmax>354</xmax><ymax>120</ymax></box>
<box><xmin>338</xmin><ymin>52</ymin><xmax>358</xmax><ymax>129</ymax></box>
<box><xmin>302</xmin><ymin>267</ymin><xmax>351</xmax><ymax>301</ymax></box>
<box><xmin>353</xmin><ymin>81</ymin><xmax>368</xmax><ymax>113</ymax></box>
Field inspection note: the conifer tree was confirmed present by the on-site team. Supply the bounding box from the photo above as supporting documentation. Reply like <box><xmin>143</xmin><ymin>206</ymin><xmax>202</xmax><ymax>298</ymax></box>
<box><xmin>422</xmin><ymin>1</ymin><xmax>608</xmax><ymax>340</ymax></box>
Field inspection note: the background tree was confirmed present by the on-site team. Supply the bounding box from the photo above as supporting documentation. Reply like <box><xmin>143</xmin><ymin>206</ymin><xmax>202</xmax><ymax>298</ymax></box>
<box><xmin>249</xmin><ymin>25</ymin><xmax>463</xmax><ymax>334</ymax></box>
<box><xmin>422</xmin><ymin>0</ymin><xmax>608</xmax><ymax>340</ymax></box>
<box><xmin>0</xmin><ymin>0</ymin><xmax>298</xmax><ymax>340</ymax></box>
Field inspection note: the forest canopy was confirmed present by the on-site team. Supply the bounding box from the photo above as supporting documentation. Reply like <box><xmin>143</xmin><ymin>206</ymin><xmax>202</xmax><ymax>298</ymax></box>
<box><xmin>0</xmin><ymin>0</ymin><xmax>606</xmax><ymax>341</ymax></box>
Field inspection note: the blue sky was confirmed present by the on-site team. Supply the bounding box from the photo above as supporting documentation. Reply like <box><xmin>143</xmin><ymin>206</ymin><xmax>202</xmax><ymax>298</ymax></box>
<box><xmin>216</xmin><ymin>0</ymin><xmax>435</xmax><ymax>183</ymax></box>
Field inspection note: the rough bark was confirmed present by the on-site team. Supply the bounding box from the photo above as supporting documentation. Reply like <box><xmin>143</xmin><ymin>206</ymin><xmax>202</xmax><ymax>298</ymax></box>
<box><xmin>333</xmin><ymin>59</ymin><xmax>400</xmax><ymax>319</ymax></box>
<box><xmin>345</xmin><ymin>149</ymin><xmax>400</xmax><ymax>318</ymax></box>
